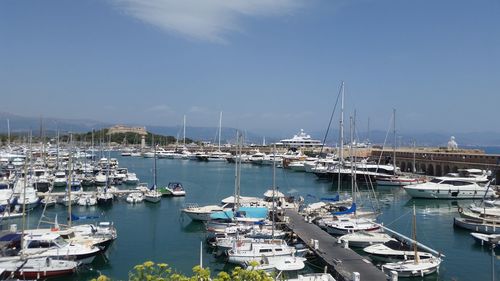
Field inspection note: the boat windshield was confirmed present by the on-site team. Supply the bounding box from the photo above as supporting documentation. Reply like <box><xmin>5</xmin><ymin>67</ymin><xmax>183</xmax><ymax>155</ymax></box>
<box><xmin>54</xmin><ymin>236</ymin><xmax>69</xmax><ymax>247</ymax></box>
<box><xmin>430</xmin><ymin>178</ymin><xmax>442</xmax><ymax>184</ymax></box>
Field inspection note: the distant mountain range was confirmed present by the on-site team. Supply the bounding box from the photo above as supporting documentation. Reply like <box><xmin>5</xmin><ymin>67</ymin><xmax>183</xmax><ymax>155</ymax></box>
<box><xmin>0</xmin><ymin>111</ymin><xmax>499</xmax><ymax>147</ymax></box>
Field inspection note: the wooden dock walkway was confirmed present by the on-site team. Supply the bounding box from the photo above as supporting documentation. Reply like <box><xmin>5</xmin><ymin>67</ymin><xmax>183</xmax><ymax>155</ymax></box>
<box><xmin>283</xmin><ymin>210</ymin><xmax>387</xmax><ymax>281</ymax></box>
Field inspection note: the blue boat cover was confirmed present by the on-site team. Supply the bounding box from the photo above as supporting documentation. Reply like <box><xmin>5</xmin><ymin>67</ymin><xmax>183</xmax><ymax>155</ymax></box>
<box><xmin>320</xmin><ymin>194</ymin><xmax>340</xmax><ymax>202</ymax></box>
<box><xmin>0</xmin><ymin>233</ymin><xmax>21</xmax><ymax>242</ymax></box>
<box><xmin>210</xmin><ymin>207</ymin><xmax>268</xmax><ymax>220</ymax></box>
<box><xmin>332</xmin><ymin>203</ymin><xmax>356</xmax><ymax>215</ymax></box>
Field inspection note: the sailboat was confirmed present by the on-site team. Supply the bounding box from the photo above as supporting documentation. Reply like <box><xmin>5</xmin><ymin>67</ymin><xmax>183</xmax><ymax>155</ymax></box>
<box><xmin>376</xmin><ymin>109</ymin><xmax>421</xmax><ymax>186</ymax></box>
<box><xmin>226</xmin><ymin>143</ymin><xmax>300</xmax><ymax>266</ymax></box>
<box><xmin>381</xmin><ymin>205</ymin><xmax>441</xmax><ymax>277</ymax></box>
<box><xmin>207</xmin><ymin>112</ymin><xmax>230</xmax><ymax>161</ymax></box>
<box><xmin>323</xmin><ymin>113</ymin><xmax>380</xmax><ymax>236</ymax></box>
<box><xmin>144</xmin><ymin>138</ymin><xmax>162</xmax><ymax>203</ymax></box>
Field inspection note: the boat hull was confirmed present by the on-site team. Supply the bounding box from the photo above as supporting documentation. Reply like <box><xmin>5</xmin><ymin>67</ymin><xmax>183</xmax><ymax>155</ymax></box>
<box><xmin>453</xmin><ymin>217</ymin><xmax>500</xmax><ymax>234</ymax></box>
<box><xmin>404</xmin><ymin>187</ymin><xmax>492</xmax><ymax>199</ymax></box>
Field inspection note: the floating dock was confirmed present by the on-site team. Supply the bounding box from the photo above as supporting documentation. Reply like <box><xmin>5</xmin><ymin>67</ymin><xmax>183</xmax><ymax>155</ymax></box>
<box><xmin>283</xmin><ymin>209</ymin><xmax>387</xmax><ymax>281</ymax></box>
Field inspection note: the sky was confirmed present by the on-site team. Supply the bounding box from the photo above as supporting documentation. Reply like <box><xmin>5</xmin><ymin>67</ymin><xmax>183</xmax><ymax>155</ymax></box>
<box><xmin>0</xmin><ymin>0</ymin><xmax>499</xmax><ymax>137</ymax></box>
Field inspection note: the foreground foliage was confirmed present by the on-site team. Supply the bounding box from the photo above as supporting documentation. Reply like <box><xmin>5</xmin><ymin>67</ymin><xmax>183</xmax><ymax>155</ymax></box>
<box><xmin>92</xmin><ymin>261</ymin><xmax>274</xmax><ymax>281</ymax></box>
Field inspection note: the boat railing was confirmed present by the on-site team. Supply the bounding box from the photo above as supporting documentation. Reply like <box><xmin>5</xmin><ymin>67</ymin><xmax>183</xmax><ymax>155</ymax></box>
<box><xmin>183</xmin><ymin>203</ymin><xmax>199</xmax><ymax>209</ymax></box>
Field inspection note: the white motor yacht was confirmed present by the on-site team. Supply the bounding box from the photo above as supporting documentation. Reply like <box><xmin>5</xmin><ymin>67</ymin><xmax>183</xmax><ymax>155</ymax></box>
<box><xmin>403</xmin><ymin>177</ymin><xmax>495</xmax><ymax>199</ymax></box>
<box><xmin>126</xmin><ymin>192</ymin><xmax>144</xmax><ymax>204</ymax></box>
<box><xmin>339</xmin><ymin>231</ymin><xmax>395</xmax><ymax>248</ymax></box>
<box><xmin>227</xmin><ymin>239</ymin><xmax>297</xmax><ymax>266</ymax></box>
<box><xmin>52</xmin><ymin>171</ymin><xmax>67</xmax><ymax>187</ymax></box>
<box><xmin>77</xmin><ymin>194</ymin><xmax>97</xmax><ymax>206</ymax></box>
<box><xmin>18</xmin><ymin>232</ymin><xmax>100</xmax><ymax>264</ymax></box>
<box><xmin>182</xmin><ymin>204</ymin><xmax>224</xmax><ymax>221</ymax></box>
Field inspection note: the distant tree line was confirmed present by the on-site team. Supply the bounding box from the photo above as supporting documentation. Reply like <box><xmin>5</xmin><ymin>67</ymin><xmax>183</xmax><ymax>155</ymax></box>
<box><xmin>0</xmin><ymin>129</ymin><xmax>197</xmax><ymax>147</ymax></box>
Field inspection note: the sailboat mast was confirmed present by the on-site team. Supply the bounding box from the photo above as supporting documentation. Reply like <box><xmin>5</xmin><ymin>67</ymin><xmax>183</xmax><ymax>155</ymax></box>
<box><xmin>6</xmin><ymin>119</ymin><xmax>10</xmax><ymax>148</ymax></box>
<box><xmin>91</xmin><ymin>129</ymin><xmax>95</xmax><ymax>163</ymax></box>
<box><xmin>413</xmin><ymin>205</ymin><xmax>420</xmax><ymax>264</ymax></box>
<box><xmin>349</xmin><ymin>116</ymin><xmax>356</xmax><ymax>208</ymax></box>
<box><xmin>106</xmin><ymin>134</ymin><xmax>110</xmax><ymax>192</ymax></box>
<box><xmin>56</xmin><ymin>130</ymin><xmax>60</xmax><ymax>169</ymax></box>
<box><xmin>233</xmin><ymin>132</ymin><xmax>239</xmax><ymax>209</ymax></box>
<box><xmin>393</xmin><ymin>108</ymin><xmax>397</xmax><ymax>175</ymax></box>
<box><xmin>338</xmin><ymin>82</ymin><xmax>345</xmax><ymax>193</ymax></box>
<box><xmin>367</xmin><ymin>117</ymin><xmax>370</xmax><ymax>145</ymax></box>
<box><xmin>20</xmin><ymin>131</ymin><xmax>31</xmax><ymax>255</ymax></box>
<box><xmin>218</xmin><ymin>112</ymin><xmax>222</xmax><ymax>151</ymax></box>
<box><xmin>68</xmin><ymin>133</ymin><xmax>73</xmax><ymax>227</ymax></box>
<box><xmin>183</xmin><ymin>115</ymin><xmax>186</xmax><ymax>147</ymax></box>
<box><xmin>153</xmin><ymin>135</ymin><xmax>157</xmax><ymax>189</ymax></box>
<box><xmin>272</xmin><ymin>144</ymin><xmax>276</xmax><ymax>239</ymax></box>
<box><xmin>339</xmin><ymin>81</ymin><xmax>345</xmax><ymax>162</ymax></box>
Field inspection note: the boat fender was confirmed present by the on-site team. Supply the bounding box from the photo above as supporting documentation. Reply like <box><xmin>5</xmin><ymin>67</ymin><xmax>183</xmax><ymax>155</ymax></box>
<box><xmin>458</xmin><ymin>207</ymin><xmax>463</xmax><ymax>213</ymax></box>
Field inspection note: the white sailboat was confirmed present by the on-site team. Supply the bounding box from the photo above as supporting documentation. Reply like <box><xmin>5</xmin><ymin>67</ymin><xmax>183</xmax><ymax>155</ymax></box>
<box><xmin>144</xmin><ymin>139</ymin><xmax>162</xmax><ymax>203</ymax></box>
<box><xmin>381</xmin><ymin>205</ymin><xmax>442</xmax><ymax>277</ymax></box>
<box><xmin>207</xmin><ymin>112</ymin><xmax>231</xmax><ymax>161</ymax></box>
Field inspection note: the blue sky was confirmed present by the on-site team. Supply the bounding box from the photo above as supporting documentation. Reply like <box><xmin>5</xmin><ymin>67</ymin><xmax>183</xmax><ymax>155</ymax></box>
<box><xmin>1</xmin><ymin>0</ymin><xmax>499</xmax><ymax>137</ymax></box>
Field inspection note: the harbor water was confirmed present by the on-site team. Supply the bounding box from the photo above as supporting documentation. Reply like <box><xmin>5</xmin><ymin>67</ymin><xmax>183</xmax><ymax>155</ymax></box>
<box><xmin>13</xmin><ymin>152</ymin><xmax>500</xmax><ymax>281</ymax></box>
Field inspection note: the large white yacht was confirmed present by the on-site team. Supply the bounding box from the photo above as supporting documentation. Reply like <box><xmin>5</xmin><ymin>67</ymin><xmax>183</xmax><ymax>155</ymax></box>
<box><xmin>276</xmin><ymin>129</ymin><xmax>323</xmax><ymax>148</ymax></box>
<box><xmin>403</xmin><ymin>176</ymin><xmax>495</xmax><ymax>199</ymax></box>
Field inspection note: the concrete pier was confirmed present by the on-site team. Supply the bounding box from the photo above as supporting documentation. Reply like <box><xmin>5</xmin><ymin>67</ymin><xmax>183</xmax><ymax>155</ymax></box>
<box><xmin>283</xmin><ymin>209</ymin><xmax>387</xmax><ymax>281</ymax></box>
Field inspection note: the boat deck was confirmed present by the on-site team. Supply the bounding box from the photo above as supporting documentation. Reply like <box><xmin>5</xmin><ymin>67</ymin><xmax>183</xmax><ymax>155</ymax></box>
<box><xmin>283</xmin><ymin>209</ymin><xmax>387</xmax><ymax>281</ymax></box>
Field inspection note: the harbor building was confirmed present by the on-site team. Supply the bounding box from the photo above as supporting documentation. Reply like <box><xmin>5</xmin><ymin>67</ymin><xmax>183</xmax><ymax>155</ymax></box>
<box><xmin>107</xmin><ymin>125</ymin><xmax>147</xmax><ymax>136</ymax></box>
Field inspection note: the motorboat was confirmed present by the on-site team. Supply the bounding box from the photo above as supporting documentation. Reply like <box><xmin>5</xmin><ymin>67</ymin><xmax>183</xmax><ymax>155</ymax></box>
<box><xmin>227</xmin><ymin>239</ymin><xmax>297</xmax><ymax>265</ymax></box>
<box><xmin>287</xmin><ymin>273</ymin><xmax>337</xmax><ymax>281</ymax></box>
<box><xmin>403</xmin><ymin>177</ymin><xmax>496</xmax><ymax>199</ymax></box>
<box><xmin>181</xmin><ymin>204</ymin><xmax>224</xmax><ymax>221</ymax></box>
<box><xmin>325</xmin><ymin>216</ymin><xmax>381</xmax><ymax>236</ymax></box>
<box><xmin>244</xmin><ymin>255</ymin><xmax>306</xmax><ymax>273</ymax></box>
<box><xmin>339</xmin><ymin>231</ymin><xmax>395</xmax><ymax>248</ymax></box>
<box><xmin>0</xmin><ymin>257</ymin><xmax>79</xmax><ymax>279</ymax></box>
<box><xmin>52</xmin><ymin>171</ymin><xmax>67</xmax><ymax>187</ymax></box>
<box><xmin>94</xmin><ymin>173</ymin><xmax>107</xmax><ymax>186</ymax></box>
<box><xmin>161</xmin><ymin>182</ymin><xmax>186</xmax><ymax>196</ymax></box>
<box><xmin>41</xmin><ymin>196</ymin><xmax>57</xmax><ymax>207</ymax></box>
<box><xmin>77</xmin><ymin>194</ymin><xmax>97</xmax><ymax>206</ymax></box>
<box><xmin>125</xmin><ymin>172</ymin><xmax>139</xmax><ymax>184</ymax></box>
<box><xmin>126</xmin><ymin>192</ymin><xmax>144</xmax><ymax>204</ymax></box>
<box><xmin>97</xmin><ymin>187</ymin><xmax>114</xmax><ymax>206</ymax></box>
<box><xmin>288</xmin><ymin>161</ymin><xmax>306</xmax><ymax>172</ymax></box>
<box><xmin>207</xmin><ymin>151</ymin><xmax>231</xmax><ymax>162</ymax></box>
<box><xmin>17</xmin><ymin>232</ymin><xmax>101</xmax><ymax>264</ymax></box>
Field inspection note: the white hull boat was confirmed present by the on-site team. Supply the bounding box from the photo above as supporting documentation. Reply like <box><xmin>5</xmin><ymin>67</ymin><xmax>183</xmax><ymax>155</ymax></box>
<box><xmin>382</xmin><ymin>257</ymin><xmax>441</xmax><ymax>277</ymax></box>
<box><xmin>403</xmin><ymin>177</ymin><xmax>495</xmax><ymax>199</ymax></box>
<box><xmin>126</xmin><ymin>192</ymin><xmax>144</xmax><ymax>204</ymax></box>
<box><xmin>181</xmin><ymin>204</ymin><xmax>224</xmax><ymax>221</ymax></box>
<box><xmin>339</xmin><ymin>231</ymin><xmax>395</xmax><ymax>248</ymax></box>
